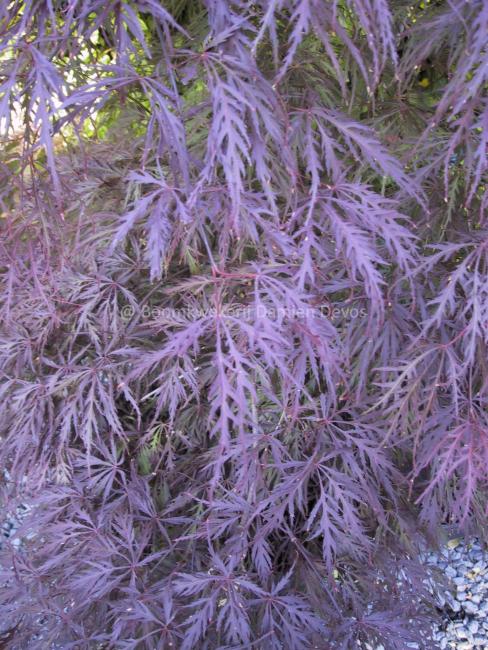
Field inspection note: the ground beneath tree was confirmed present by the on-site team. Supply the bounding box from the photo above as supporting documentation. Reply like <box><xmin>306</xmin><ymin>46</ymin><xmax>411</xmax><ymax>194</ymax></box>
<box><xmin>2</xmin><ymin>510</ymin><xmax>487</xmax><ymax>649</ymax></box>
<box><xmin>426</xmin><ymin>538</ymin><xmax>488</xmax><ymax>649</ymax></box>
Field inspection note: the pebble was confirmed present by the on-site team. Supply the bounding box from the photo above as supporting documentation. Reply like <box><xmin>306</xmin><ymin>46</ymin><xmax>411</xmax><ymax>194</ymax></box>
<box><xmin>470</xmin><ymin>622</ymin><xmax>480</xmax><ymax>634</ymax></box>
<box><xmin>449</xmin><ymin>597</ymin><xmax>462</xmax><ymax>613</ymax></box>
<box><xmin>464</xmin><ymin>602</ymin><xmax>479</xmax><ymax>615</ymax></box>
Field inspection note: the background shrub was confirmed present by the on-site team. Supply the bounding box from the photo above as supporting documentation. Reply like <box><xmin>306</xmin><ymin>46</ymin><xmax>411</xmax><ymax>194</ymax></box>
<box><xmin>0</xmin><ymin>1</ymin><xmax>486</xmax><ymax>647</ymax></box>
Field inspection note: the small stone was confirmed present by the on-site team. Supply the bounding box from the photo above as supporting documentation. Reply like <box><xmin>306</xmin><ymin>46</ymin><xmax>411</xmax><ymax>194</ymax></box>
<box><xmin>463</xmin><ymin>601</ymin><xmax>479</xmax><ymax>615</ymax></box>
<box><xmin>447</xmin><ymin>538</ymin><xmax>461</xmax><ymax>549</ymax></box>
<box><xmin>445</xmin><ymin>566</ymin><xmax>457</xmax><ymax>578</ymax></box>
<box><xmin>468</xmin><ymin>621</ymin><xmax>480</xmax><ymax>634</ymax></box>
<box><xmin>454</xmin><ymin>626</ymin><xmax>469</xmax><ymax>640</ymax></box>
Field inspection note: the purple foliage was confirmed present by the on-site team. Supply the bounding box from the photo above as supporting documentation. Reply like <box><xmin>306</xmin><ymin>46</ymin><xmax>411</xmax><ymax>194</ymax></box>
<box><xmin>0</xmin><ymin>0</ymin><xmax>486</xmax><ymax>647</ymax></box>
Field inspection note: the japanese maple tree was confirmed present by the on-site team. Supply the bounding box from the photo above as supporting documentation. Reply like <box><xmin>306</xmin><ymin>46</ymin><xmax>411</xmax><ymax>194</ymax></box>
<box><xmin>0</xmin><ymin>0</ymin><xmax>486</xmax><ymax>647</ymax></box>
